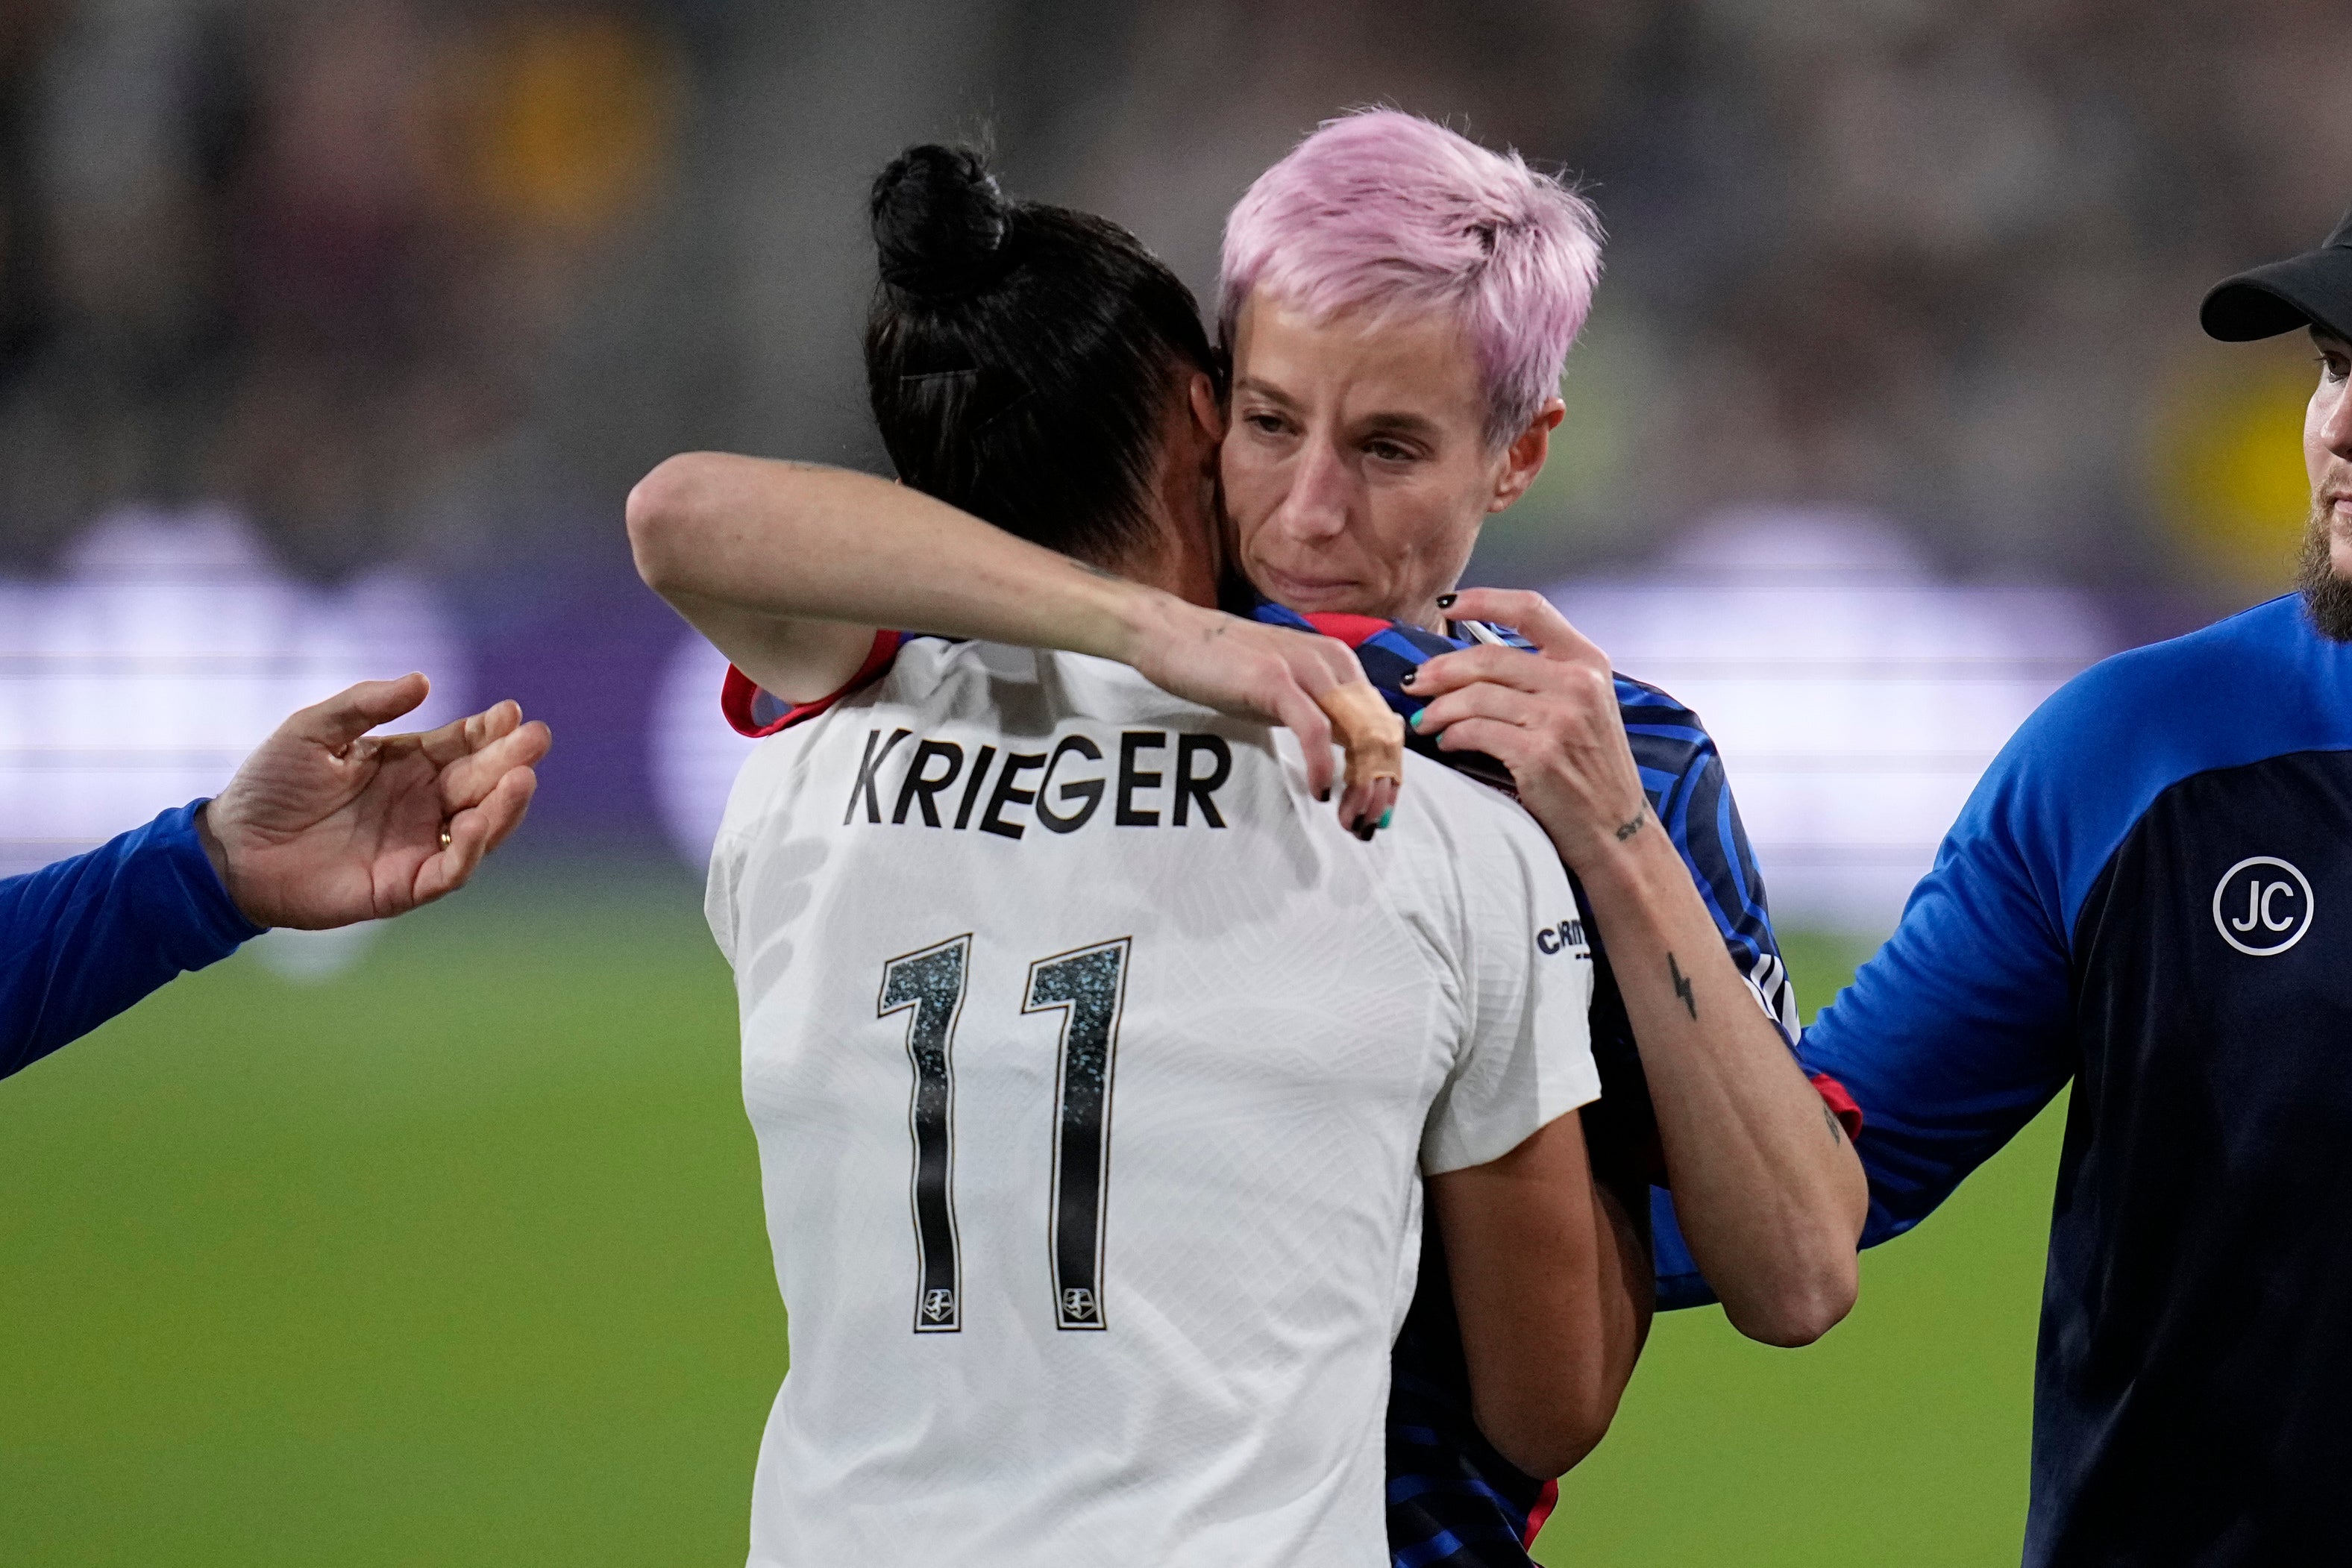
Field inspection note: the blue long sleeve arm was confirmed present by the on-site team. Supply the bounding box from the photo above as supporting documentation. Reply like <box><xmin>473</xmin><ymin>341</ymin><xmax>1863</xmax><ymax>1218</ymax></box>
<box><xmin>0</xmin><ymin>800</ymin><xmax>264</xmax><ymax>1082</ymax></box>
<box><xmin>1794</xmin><ymin>697</ymin><xmax>2084</xmax><ymax>1246</ymax></box>
<box><xmin>1796</xmin><ymin>838</ymin><xmax>2076</xmax><ymax>1245</ymax></box>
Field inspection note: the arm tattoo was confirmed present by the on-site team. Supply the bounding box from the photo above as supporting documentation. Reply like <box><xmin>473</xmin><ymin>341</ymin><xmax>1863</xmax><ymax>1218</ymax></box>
<box><xmin>1666</xmin><ymin>951</ymin><xmax>1697</xmax><ymax>1020</ymax></box>
<box><xmin>1822</xmin><ymin>1100</ymin><xmax>1846</xmax><ymax>1144</ymax></box>
<box><xmin>1614</xmin><ymin>806</ymin><xmax>1647</xmax><ymax>842</ymax></box>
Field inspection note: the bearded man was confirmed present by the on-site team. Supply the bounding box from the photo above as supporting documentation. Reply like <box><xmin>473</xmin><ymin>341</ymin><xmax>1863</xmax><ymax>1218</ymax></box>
<box><xmin>1797</xmin><ymin>204</ymin><xmax>2352</xmax><ymax>1566</ymax></box>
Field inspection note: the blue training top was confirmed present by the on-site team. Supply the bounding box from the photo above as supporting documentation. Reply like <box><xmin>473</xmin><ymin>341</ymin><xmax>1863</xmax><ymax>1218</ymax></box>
<box><xmin>1801</xmin><ymin>593</ymin><xmax>2352</xmax><ymax>1567</ymax></box>
<box><xmin>1249</xmin><ymin>600</ymin><xmax>1809</xmax><ymax>1567</ymax></box>
<box><xmin>0</xmin><ymin>802</ymin><xmax>261</xmax><ymax>1082</ymax></box>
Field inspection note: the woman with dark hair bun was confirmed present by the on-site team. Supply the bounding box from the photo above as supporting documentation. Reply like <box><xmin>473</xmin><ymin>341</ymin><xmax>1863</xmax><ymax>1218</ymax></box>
<box><xmin>863</xmin><ymin>143</ymin><xmax>1221</xmax><ymax>574</ymax></box>
<box><xmin>868</xmin><ymin>144</ymin><xmax>1015</xmax><ymax>298</ymax></box>
<box><xmin>627</xmin><ymin>141</ymin><xmax>1630</xmax><ymax>1566</ymax></box>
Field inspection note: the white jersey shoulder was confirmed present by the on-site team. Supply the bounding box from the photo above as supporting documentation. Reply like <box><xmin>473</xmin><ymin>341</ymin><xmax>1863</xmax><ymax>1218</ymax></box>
<box><xmin>708</xmin><ymin>639</ymin><xmax>1596</xmax><ymax>1568</ymax></box>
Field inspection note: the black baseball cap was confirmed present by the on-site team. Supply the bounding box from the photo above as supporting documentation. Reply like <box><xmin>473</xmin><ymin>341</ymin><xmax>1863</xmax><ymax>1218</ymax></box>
<box><xmin>2201</xmin><ymin>201</ymin><xmax>2352</xmax><ymax>344</ymax></box>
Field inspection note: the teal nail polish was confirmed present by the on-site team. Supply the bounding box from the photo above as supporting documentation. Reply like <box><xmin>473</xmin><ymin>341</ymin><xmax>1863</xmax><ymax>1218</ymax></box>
<box><xmin>1378</xmin><ymin>809</ymin><xmax>1393</xmax><ymax>830</ymax></box>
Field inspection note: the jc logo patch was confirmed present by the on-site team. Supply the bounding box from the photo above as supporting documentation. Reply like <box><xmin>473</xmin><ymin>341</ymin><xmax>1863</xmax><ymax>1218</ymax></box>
<box><xmin>2212</xmin><ymin>856</ymin><xmax>2315</xmax><ymax>957</ymax></box>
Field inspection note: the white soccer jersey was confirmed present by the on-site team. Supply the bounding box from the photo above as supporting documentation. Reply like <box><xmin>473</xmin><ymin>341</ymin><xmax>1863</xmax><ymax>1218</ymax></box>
<box><xmin>706</xmin><ymin>639</ymin><xmax>1599</xmax><ymax>1568</ymax></box>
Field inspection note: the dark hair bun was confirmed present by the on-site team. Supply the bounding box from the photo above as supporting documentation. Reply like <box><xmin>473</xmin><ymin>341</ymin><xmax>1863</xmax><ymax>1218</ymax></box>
<box><xmin>871</xmin><ymin>144</ymin><xmax>1015</xmax><ymax>298</ymax></box>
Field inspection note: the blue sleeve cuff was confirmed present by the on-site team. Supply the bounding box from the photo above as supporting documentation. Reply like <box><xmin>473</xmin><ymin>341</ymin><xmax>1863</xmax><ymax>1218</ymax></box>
<box><xmin>0</xmin><ymin>800</ymin><xmax>265</xmax><ymax>1081</ymax></box>
<box><xmin>152</xmin><ymin>800</ymin><xmax>271</xmax><ymax>953</ymax></box>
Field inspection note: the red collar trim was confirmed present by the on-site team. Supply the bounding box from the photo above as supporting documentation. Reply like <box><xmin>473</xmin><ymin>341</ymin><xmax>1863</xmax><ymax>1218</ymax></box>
<box><xmin>721</xmin><ymin>629</ymin><xmax>906</xmax><ymax>738</ymax></box>
<box><xmin>1293</xmin><ymin>612</ymin><xmax>1394</xmax><ymax>648</ymax></box>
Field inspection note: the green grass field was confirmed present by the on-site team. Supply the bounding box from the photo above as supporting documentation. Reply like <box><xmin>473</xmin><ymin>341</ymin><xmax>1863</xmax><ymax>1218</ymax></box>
<box><xmin>0</xmin><ymin>865</ymin><xmax>2064</xmax><ymax>1566</ymax></box>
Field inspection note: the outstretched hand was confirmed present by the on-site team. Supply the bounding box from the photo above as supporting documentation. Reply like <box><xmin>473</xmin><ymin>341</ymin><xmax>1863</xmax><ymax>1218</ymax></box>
<box><xmin>198</xmin><ymin>674</ymin><xmax>552</xmax><ymax>929</ymax></box>
<box><xmin>1128</xmin><ymin>600</ymin><xmax>1403</xmax><ymax>838</ymax></box>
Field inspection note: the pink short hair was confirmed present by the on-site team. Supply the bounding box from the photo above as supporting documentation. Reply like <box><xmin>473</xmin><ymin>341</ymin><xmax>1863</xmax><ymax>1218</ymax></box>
<box><xmin>1218</xmin><ymin>110</ymin><xmax>1604</xmax><ymax>445</ymax></box>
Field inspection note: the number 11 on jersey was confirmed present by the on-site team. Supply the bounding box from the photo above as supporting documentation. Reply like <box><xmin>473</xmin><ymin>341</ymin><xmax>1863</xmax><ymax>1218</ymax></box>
<box><xmin>879</xmin><ymin>936</ymin><xmax>970</xmax><ymax>1332</ymax></box>
<box><xmin>876</xmin><ymin>934</ymin><xmax>1131</xmax><ymax>1335</ymax></box>
<box><xmin>1026</xmin><ymin>938</ymin><xmax>1130</xmax><ymax>1331</ymax></box>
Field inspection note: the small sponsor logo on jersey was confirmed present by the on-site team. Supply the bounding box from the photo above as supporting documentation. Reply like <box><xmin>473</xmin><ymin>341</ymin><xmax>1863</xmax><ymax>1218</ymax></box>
<box><xmin>1059</xmin><ymin>1286</ymin><xmax>1098</xmax><ymax>1323</ymax></box>
<box><xmin>844</xmin><ymin>727</ymin><xmax>1232</xmax><ymax>838</ymax></box>
<box><xmin>1534</xmin><ymin>918</ymin><xmax>1589</xmax><ymax>957</ymax></box>
<box><xmin>2212</xmin><ymin>855</ymin><xmax>2315</xmax><ymax>956</ymax></box>
<box><xmin>921</xmin><ymin>1287</ymin><xmax>957</xmax><ymax>1323</ymax></box>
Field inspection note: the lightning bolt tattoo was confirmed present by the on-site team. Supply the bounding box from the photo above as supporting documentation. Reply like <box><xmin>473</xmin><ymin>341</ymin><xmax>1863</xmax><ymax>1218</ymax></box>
<box><xmin>1668</xmin><ymin>951</ymin><xmax>1697</xmax><ymax>1020</ymax></box>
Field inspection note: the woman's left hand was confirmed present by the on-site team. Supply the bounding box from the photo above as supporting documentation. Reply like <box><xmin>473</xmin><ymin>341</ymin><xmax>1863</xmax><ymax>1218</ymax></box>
<box><xmin>1402</xmin><ymin>587</ymin><xmax>1650</xmax><ymax>874</ymax></box>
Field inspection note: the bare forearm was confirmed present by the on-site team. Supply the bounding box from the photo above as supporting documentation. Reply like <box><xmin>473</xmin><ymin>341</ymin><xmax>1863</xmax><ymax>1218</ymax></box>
<box><xmin>1577</xmin><ymin>827</ymin><xmax>1866</xmax><ymax>1346</ymax></box>
<box><xmin>1589</xmin><ymin>1179</ymin><xmax>1655</xmax><ymax>1414</ymax></box>
<box><xmin>625</xmin><ymin>453</ymin><xmax>1172</xmax><ymax>696</ymax></box>
<box><xmin>1433</xmin><ymin>1118</ymin><xmax>1630</xmax><ymax>1477</ymax></box>
<box><xmin>624</xmin><ymin>452</ymin><xmax>1402</xmax><ymax>822</ymax></box>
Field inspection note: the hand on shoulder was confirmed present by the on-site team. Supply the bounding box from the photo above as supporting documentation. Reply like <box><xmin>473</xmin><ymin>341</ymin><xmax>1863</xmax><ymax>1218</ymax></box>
<box><xmin>1120</xmin><ymin>591</ymin><xmax>1402</xmax><ymax>836</ymax></box>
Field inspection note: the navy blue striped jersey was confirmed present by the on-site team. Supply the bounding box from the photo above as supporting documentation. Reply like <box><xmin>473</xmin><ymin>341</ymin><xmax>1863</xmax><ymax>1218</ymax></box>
<box><xmin>1800</xmin><ymin>594</ymin><xmax>2352</xmax><ymax>1566</ymax></box>
<box><xmin>1249</xmin><ymin>600</ymin><xmax>1813</xmax><ymax>1567</ymax></box>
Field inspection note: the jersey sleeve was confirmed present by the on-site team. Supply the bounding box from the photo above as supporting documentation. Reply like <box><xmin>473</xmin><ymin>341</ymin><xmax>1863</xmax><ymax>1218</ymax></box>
<box><xmin>1420</xmin><ymin>814</ymin><xmax>1603</xmax><ymax>1176</ymax></box>
<box><xmin>1</xmin><ymin>802</ymin><xmax>263</xmax><ymax>1081</ymax></box>
<box><xmin>722</xmin><ymin>630</ymin><xmax>904</xmax><ymax>738</ymax></box>
<box><xmin>1796</xmin><ymin>727</ymin><xmax>2080</xmax><ymax>1248</ymax></box>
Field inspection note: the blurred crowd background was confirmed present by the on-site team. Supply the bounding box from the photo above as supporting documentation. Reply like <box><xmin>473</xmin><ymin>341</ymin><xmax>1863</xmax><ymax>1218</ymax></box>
<box><xmin>2</xmin><ymin>0</ymin><xmax>2347</xmax><ymax>919</ymax></box>
<box><xmin>10</xmin><ymin>6</ymin><xmax>2352</xmax><ymax>1565</ymax></box>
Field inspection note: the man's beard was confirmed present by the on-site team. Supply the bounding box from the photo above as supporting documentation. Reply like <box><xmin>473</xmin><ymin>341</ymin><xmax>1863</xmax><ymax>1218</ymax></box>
<box><xmin>2297</xmin><ymin>501</ymin><xmax>2352</xmax><ymax>642</ymax></box>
